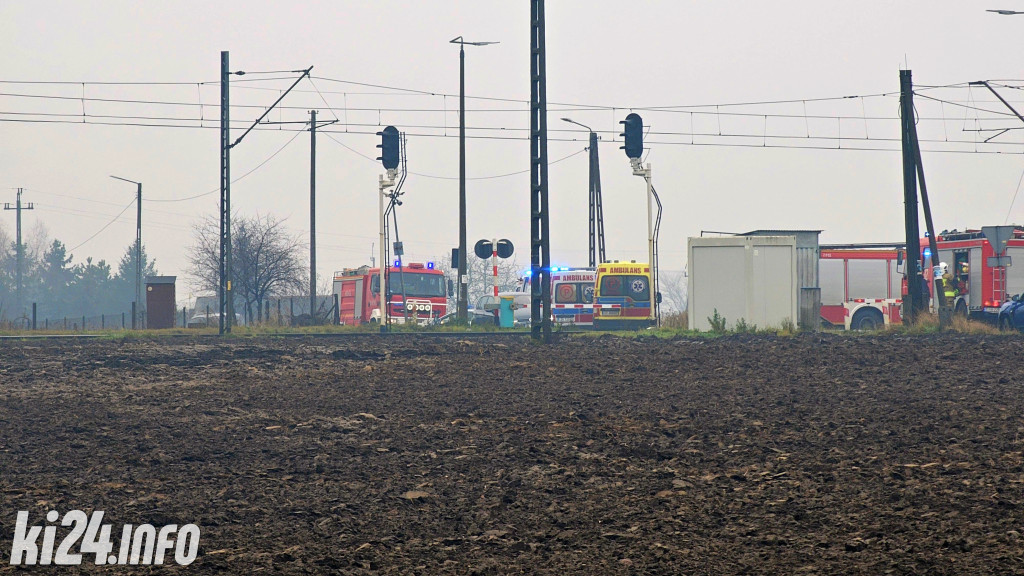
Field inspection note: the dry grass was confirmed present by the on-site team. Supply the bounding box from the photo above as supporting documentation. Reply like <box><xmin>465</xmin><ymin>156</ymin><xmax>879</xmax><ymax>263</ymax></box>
<box><xmin>950</xmin><ymin>315</ymin><xmax>1002</xmax><ymax>335</ymax></box>
<box><xmin>896</xmin><ymin>312</ymin><xmax>1001</xmax><ymax>335</ymax></box>
<box><xmin>661</xmin><ymin>311</ymin><xmax>688</xmax><ymax>329</ymax></box>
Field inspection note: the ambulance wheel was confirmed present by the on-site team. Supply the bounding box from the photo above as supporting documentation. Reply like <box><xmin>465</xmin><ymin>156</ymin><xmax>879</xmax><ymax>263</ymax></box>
<box><xmin>954</xmin><ymin>300</ymin><xmax>968</xmax><ymax>318</ymax></box>
<box><xmin>851</xmin><ymin>308</ymin><xmax>883</xmax><ymax>331</ymax></box>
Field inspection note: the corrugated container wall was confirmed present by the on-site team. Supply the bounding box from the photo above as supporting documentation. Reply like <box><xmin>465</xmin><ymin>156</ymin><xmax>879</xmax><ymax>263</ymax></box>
<box><xmin>738</xmin><ymin>230</ymin><xmax>821</xmax><ymax>329</ymax></box>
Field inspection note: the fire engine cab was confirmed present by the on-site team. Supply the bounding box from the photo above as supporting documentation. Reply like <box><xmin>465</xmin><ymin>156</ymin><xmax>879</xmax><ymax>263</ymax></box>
<box><xmin>924</xmin><ymin>228</ymin><xmax>1024</xmax><ymax>320</ymax></box>
<box><xmin>333</xmin><ymin>262</ymin><xmax>448</xmax><ymax>325</ymax></box>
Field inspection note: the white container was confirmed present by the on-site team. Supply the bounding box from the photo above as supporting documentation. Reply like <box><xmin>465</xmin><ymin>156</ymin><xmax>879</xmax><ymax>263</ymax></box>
<box><xmin>688</xmin><ymin>236</ymin><xmax>798</xmax><ymax>331</ymax></box>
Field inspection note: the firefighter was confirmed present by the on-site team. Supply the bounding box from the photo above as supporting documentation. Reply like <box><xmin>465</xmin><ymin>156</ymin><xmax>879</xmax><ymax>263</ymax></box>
<box><xmin>940</xmin><ymin>263</ymin><xmax>959</xmax><ymax>301</ymax></box>
<box><xmin>958</xmin><ymin>262</ymin><xmax>970</xmax><ymax>295</ymax></box>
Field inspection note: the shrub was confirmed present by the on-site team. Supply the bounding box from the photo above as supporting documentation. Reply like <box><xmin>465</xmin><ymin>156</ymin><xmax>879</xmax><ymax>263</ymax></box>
<box><xmin>707</xmin><ymin>309</ymin><xmax>727</xmax><ymax>334</ymax></box>
<box><xmin>734</xmin><ymin>318</ymin><xmax>756</xmax><ymax>333</ymax></box>
<box><xmin>777</xmin><ymin>317</ymin><xmax>796</xmax><ymax>336</ymax></box>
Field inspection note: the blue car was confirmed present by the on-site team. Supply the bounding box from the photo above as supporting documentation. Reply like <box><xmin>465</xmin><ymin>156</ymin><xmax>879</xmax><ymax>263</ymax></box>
<box><xmin>997</xmin><ymin>294</ymin><xmax>1024</xmax><ymax>331</ymax></box>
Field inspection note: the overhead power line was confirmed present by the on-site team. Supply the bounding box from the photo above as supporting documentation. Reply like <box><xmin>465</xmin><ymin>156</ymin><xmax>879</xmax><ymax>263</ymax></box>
<box><xmin>2</xmin><ymin>75</ymin><xmax>1021</xmax><ymax>109</ymax></box>
<box><xmin>2</xmin><ymin>114</ymin><xmax>1022</xmax><ymax>155</ymax></box>
<box><xmin>145</xmin><ymin>128</ymin><xmax>306</xmax><ymax>202</ymax></box>
<box><xmin>66</xmin><ymin>199</ymin><xmax>135</xmax><ymax>252</ymax></box>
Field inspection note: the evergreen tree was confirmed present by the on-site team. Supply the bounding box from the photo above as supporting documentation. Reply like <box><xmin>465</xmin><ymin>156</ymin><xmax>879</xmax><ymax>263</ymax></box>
<box><xmin>0</xmin><ymin>224</ymin><xmax>14</xmax><ymax>319</ymax></box>
<box><xmin>71</xmin><ymin>257</ymin><xmax>114</xmax><ymax>314</ymax></box>
<box><xmin>36</xmin><ymin>240</ymin><xmax>77</xmax><ymax>319</ymax></box>
<box><xmin>113</xmin><ymin>240</ymin><xmax>158</xmax><ymax>307</ymax></box>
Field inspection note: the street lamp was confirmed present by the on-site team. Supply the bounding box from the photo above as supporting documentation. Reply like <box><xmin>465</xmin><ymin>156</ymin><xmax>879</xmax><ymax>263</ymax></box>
<box><xmin>110</xmin><ymin>175</ymin><xmax>142</xmax><ymax>328</ymax></box>
<box><xmin>450</xmin><ymin>36</ymin><xmax>498</xmax><ymax>323</ymax></box>
<box><xmin>561</xmin><ymin>117</ymin><xmax>606</xmax><ymax>267</ymax></box>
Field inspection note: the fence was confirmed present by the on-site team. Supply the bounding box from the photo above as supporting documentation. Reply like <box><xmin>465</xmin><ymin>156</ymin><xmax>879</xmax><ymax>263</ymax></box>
<box><xmin>189</xmin><ymin>295</ymin><xmax>339</xmax><ymax>328</ymax></box>
<box><xmin>0</xmin><ymin>303</ymin><xmax>147</xmax><ymax>331</ymax></box>
<box><xmin>0</xmin><ymin>295</ymin><xmax>341</xmax><ymax>332</ymax></box>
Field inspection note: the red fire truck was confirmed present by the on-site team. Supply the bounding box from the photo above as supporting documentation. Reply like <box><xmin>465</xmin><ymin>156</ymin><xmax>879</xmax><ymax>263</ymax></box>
<box><xmin>333</xmin><ymin>262</ymin><xmax>448</xmax><ymax>325</ymax></box>
<box><xmin>923</xmin><ymin>228</ymin><xmax>1024</xmax><ymax>321</ymax></box>
<box><xmin>819</xmin><ymin>227</ymin><xmax>1024</xmax><ymax>329</ymax></box>
<box><xmin>819</xmin><ymin>246</ymin><xmax>905</xmax><ymax>330</ymax></box>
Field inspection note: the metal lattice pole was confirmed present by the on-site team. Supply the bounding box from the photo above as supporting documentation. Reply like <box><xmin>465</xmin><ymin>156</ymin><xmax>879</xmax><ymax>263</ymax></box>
<box><xmin>219</xmin><ymin>50</ymin><xmax>232</xmax><ymax>334</ymax></box>
<box><xmin>310</xmin><ymin>109</ymin><xmax>317</xmax><ymax>322</ymax></box>
<box><xmin>530</xmin><ymin>0</ymin><xmax>552</xmax><ymax>342</ymax></box>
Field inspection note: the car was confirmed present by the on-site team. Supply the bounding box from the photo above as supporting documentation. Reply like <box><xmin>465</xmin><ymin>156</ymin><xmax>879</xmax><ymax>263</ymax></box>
<box><xmin>187</xmin><ymin>312</ymin><xmax>243</xmax><ymax>328</ymax></box>
<box><xmin>433</xmin><ymin>295</ymin><xmax>532</xmax><ymax>327</ymax></box>
<box><xmin>997</xmin><ymin>294</ymin><xmax>1024</xmax><ymax>332</ymax></box>
<box><xmin>432</xmin><ymin>304</ymin><xmax>499</xmax><ymax>326</ymax></box>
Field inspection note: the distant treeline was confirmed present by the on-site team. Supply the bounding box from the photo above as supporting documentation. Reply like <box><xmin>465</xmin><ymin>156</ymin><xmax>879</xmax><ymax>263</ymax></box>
<box><xmin>0</xmin><ymin>226</ymin><xmax>156</xmax><ymax>322</ymax></box>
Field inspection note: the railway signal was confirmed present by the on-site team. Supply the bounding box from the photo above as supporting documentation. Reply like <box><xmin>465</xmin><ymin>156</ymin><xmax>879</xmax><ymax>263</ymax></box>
<box><xmin>377</xmin><ymin>126</ymin><xmax>400</xmax><ymax>170</ymax></box>
<box><xmin>620</xmin><ymin>113</ymin><xmax>643</xmax><ymax>159</ymax></box>
<box><xmin>621</xmin><ymin>112</ymin><xmax>660</xmax><ymax>326</ymax></box>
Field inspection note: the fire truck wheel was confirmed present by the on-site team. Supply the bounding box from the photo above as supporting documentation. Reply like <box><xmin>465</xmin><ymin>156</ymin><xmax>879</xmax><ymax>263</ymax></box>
<box><xmin>851</xmin><ymin>308</ymin><xmax>884</xmax><ymax>331</ymax></box>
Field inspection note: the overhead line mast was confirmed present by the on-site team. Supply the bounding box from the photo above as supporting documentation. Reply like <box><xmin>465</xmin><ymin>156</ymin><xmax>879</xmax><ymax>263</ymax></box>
<box><xmin>530</xmin><ymin>0</ymin><xmax>552</xmax><ymax>343</ymax></box>
<box><xmin>218</xmin><ymin>51</ymin><xmax>311</xmax><ymax>334</ymax></box>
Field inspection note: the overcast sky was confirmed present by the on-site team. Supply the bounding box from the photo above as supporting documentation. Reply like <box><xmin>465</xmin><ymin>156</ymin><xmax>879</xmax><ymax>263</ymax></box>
<box><xmin>2</xmin><ymin>1</ymin><xmax>1023</xmax><ymax>302</ymax></box>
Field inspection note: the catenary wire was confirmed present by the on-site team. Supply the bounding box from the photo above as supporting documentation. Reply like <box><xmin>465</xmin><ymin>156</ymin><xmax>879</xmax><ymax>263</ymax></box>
<box><xmin>2</xmin><ymin>115</ymin><xmax>1022</xmax><ymax>155</ymax></box>
<box><xmin>1006</xmin><ymin>164</ymin><xmax>1024</xmax><ymax>224</ymax></box>
<box><xmin>145</xmin><ymin>128</ymin><xmax>306</xmax><ymax>202</ymax></box>
<box><xmin>65</xmin><ymin>199</ymin><xmax>136</xmax><ymax>252</ymax></box>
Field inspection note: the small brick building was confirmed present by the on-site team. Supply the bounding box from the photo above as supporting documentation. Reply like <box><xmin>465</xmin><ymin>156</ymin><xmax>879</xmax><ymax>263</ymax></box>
<box><xmin>146</xmin><ymin>276</ymin><xmax>176</xmax><ymax>329</ymax></box>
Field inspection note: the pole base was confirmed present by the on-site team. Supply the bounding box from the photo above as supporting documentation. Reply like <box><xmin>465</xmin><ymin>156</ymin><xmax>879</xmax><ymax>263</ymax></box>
<box><xmin>937</xmin><ymin>306</ymin><xmax>953</xmax><ymax>330</ymax></box>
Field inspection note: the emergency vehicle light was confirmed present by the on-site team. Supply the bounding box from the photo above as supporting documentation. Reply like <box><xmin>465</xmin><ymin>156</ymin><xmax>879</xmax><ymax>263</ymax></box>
<box><xmin>923</xmin><ymin>248</ymin><xmax>932</xmax><ymax>259</ymax></box>
<box><xmin>394</xmin><ymin>260</ymin><xmax>401</xmax><ymax>267</ymax></box>
<box><xmin>427</xmin><ymin>261</ymin><xmax>435</xmax><ymax>270</ymax></box>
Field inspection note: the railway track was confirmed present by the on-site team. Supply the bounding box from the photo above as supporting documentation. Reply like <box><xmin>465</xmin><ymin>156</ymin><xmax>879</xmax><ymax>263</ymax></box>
<box><xmin>0</xmin><ymin>330</ymin><xmax>575</xmax><ymax>341</ymax></box>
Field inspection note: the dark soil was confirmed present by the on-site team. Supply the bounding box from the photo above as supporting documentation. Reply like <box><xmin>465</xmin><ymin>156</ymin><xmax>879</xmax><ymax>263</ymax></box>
<box><xmin>1</xmin><ymin>333</ymin><xmax>1023</xmax><ymax>574</ymax></box>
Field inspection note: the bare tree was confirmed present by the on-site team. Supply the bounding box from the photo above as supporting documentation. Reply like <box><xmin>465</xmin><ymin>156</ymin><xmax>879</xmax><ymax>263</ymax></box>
<box><xmin>437</xmin><ymin>253</ymin><xmax>523</xmax><ymax>310</ymax></box>
<box><xmin>0</xmin><ymin>221</ymin><xmax>12</xmax><ymax>320</ymax></box>
<box><xmin>189</xmin><ymin>214</ymin><xmax>307</xmax><ymax>324</ymax></box>
<box><xmin>659</xmin><ymin>269</ymin><xmax>688</xmax><ymax>314</ymax></box>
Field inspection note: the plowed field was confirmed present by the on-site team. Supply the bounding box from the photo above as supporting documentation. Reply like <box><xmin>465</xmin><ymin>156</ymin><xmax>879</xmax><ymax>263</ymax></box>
<box><xmin>1</xmin><ymin>334</ymin><xmax>1023</xmax><ymax>574</ymax></box>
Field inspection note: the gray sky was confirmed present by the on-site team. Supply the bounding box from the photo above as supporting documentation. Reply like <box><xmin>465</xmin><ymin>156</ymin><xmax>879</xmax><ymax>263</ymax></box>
<box><xmin>2</xmin><ymin>1</ymin><xmax>1023</xmax><ymax>302</ymax></box>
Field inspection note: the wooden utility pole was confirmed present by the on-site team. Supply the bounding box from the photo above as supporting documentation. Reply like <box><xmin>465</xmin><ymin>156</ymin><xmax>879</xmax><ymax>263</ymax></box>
<box><xmin>899</xmin><ymin>70</ymin><xmax>924</xmax><ymax>322</ymax></box>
